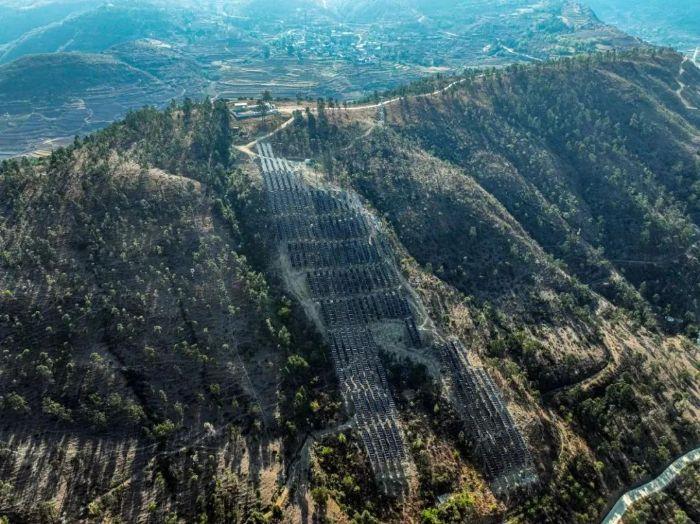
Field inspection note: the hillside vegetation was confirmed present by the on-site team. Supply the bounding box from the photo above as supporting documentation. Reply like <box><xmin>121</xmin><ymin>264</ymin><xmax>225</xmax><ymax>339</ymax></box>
<box><xmin>0</xmin><ymin>48</ymin><xmax>698</xmax><ymax>523</ymax></box>
<box><xmin>0</xmin><ymin>100</ymin><xmax>337</xmax><ymax>523</ymax></box>
<box><xmin>273</xmin><ymin>47</ymin><xmax>700</xmax><ymax>521</ymax></box>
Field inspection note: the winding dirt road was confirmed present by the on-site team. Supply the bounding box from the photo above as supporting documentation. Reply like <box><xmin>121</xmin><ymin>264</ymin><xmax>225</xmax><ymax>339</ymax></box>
<box><xmin>675</xmin><ymin>54</ymin><xmax>698</xmax><ymax>110</ymax></box>
<box><xmin>235</xmin><ymin>77</ymin><xmax>469</xmax><ymax>158</ymax></box>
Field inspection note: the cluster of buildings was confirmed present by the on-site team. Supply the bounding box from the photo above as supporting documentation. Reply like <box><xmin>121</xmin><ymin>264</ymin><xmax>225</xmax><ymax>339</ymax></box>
<box><xmin>231</xmin><ymin>101</ymin><xmax>279</xmax><ymax>120</ymax></box>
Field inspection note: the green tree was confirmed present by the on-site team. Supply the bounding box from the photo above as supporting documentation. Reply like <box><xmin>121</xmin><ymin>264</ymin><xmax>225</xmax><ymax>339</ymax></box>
<box><xmin>2</xmin><ymin>392</ymin><xmax>30</xmax><ymax>414</ymax></box>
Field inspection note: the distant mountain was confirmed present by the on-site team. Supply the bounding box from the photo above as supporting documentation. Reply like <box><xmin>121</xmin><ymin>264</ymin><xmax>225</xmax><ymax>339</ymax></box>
<box><xmin>320</xmin><ymin>0</ymin><xmax>421</xmax><ymax>22</ymax></box>
<box><xmin>0</xmin><ymin>0</ymin><xmax>98</xmax><ymax>46</ymax></box>
<box><xmin>0</xmin><ymin>0</ymin><xmax>642</xmax><ymax>158</ymax></box>
<box><xmin>0</xmin><ymin>53</ymin><xmax>157</xmax><ymax>101</ymax></box>
<box><xmin>0</xmin><ymin>53</ymin><xmax>177</xmax><ymax>157</ymax></box>
<box><xmin>109</xmin><ymin>39</ymin><xmax>205</xmax><ymax>92</ymax></box>
<box><xmin>587</xmin><ymin>0</ymin><xmax>700</xmax><ymax>54</ymax></box>
<box><xmin>0</xmin><ymin>2</ymin><xmax>186</xmax><ymax>64</ymax></box>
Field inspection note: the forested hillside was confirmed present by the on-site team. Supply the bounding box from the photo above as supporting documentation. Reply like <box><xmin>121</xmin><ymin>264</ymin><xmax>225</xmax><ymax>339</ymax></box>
<box><xmin>272</xmin><ymin>47</ymin><xmax>700</xmax><ymax>522</ymax></box>
<box><xmin>0</xmin><ymin>100</ymin><xmax>337</xmax><ymax>523</ymax></box>
<box><xmin>279</xmin><ymin>48</ymin><xmax>700</xmax><ymax>337</ymax></box>
<box><xmin>0</xmin><ymin>48</ymin><xmax>699</xmax><ymax>523</ymax></box>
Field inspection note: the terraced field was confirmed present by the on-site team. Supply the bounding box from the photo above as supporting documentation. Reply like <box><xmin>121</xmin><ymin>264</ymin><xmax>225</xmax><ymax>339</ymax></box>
<box><xmin>0</xmin><ymin>52</ymin><xmax>185</xmax><ymax>158</ymax></box>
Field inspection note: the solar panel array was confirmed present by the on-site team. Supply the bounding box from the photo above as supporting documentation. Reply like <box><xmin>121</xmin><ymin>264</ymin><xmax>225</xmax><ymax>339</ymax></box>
<box><xmin>258</xmin><ymin>142</ymin><xmax>413</xmax><ymax>496</ymax></box>
<box><xmin>439</xmin><ymin>339</ymin><xmax>538</xmax><ymax>494</ymax></box>
<box><xmin>258</xmin><ymin>142</ymin><xmax>537</xmax><ymax>497</ymax></box>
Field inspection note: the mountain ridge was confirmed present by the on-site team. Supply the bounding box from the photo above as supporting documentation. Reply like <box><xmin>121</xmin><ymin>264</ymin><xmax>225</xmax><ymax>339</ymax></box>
<box><xmin>0</xmin><ymin>46</ymin><xmax>698</xmax><ymax>524</ymax></box>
